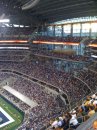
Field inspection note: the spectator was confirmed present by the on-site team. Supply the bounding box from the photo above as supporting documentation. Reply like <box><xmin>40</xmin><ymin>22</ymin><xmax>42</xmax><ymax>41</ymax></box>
<box><xmin>88</xmin><ymin>106</ymin><xmax>95</xmax><ymax>117</ymax></box>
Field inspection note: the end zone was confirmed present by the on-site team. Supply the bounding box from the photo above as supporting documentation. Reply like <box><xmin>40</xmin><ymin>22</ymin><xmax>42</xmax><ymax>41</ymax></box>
<box><xmin>0</xmin><ymin>107</ymin><xmax>14</xmax><ymax>128</ymax></box>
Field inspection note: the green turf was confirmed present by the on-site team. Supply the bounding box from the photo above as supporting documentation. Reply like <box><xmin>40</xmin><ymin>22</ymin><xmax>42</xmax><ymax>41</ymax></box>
<box><xmin>0</xmin><ymin>96</ymin><xmax>24</xmax><ymax>130</ymax></box>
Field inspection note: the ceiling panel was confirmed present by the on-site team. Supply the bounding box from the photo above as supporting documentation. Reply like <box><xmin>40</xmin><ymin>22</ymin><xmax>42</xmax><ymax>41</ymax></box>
<box><xmin>0</xmin><ymin>0</ymin><xmax>97</xmax><ymax>26</ymax></box>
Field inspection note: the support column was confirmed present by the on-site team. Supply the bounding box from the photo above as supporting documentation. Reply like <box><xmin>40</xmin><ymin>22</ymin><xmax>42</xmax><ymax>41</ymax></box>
<box><xmin>62</xmin><ymin>25</ymin><xmax>64</xmax><ymax>37</ymax></box>
<box><xmin>89</xmin><ymin>22</ymin><xmax>91</xmax><ymax>38</ymax></box>
<box><xmin>71</xmin><ymin>23</ymin><xmax>73</xmax><ymax>36</ymax></box>
<box><xmin>41</xmin><ymin>25</ymin><xmax>44</xmax><ymax>36</ymax></box>
<box><xmin>80</xmin><ymin>23</ymin><xmax>82</xmax><ymax>37</ymax></box>
<box><xmin>53</xmin><ymin>25</ymin><xmax>55</xmax><ymax>37</ymax></box>
<box><xmin>47</xmin><ymin>26</ymin><xmax>49</xmax><ymax>36</ymax></box>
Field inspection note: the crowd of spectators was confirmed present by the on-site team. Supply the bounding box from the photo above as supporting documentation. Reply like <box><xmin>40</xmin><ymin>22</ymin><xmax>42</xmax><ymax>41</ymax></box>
<box><xmin>32</xmin><ymin>49</ymin><xmax>89</xmax><ymax>62</ymax></box>
<box><xmin>88</xmin><ymin>63</ymin><xmax>97</xmax><ymax>72</ymax></box>
<box><xmin>82</xmin><ymin>38</ymin><xmax>93</xmax><ymax>45</ymax></box>
<box><xmin>91</xmin><ymin>38</ymin><xmax>97</xmax><ymax>44</ymax></box>
<box><xmin>0</xmin><ymin>50</ymin><xmax>30</xmax><ymax>62</ymax></box>
<box><xmin>0</xmin><ymin>48</ymin><xmax>96</xmax><ymax>129</ymax></box>
<box><xmin>0</xmin><ymin>55</ymin><xmax>25</xmax><ymax>61</ymax></box>
<box><xmin>0</xmin><ymin>61</ymin><xmax>89</xmax><ymax>104</ymax></box>
<box><xmin>77</xmin><ymin>70</ymin><xmax>97</xmax><ymax>92</ymax></box>
<box><xmin>0</xmin><ymin>71</ymin><xmax>66</xmax><ymax>129</ymax></box>
<box><xmin>0</xmin><ymin>27</ymin><xmax>32</xmax><ymax>40</ymax></box>
<box><xmin>33</xmin><ymin>36</ymin><xmax>97</xmax><ymax>45</ymax></box>
<box><xmin>49</xmin><ymin>93</ymin><xmax>97</xmax><ymax>130</ymax></box>
<box><xmin>0</xmin><ymin>50</ymin><xmax>30</xmax><ymax>56</ymax></box>
<box><xmin>33</xmin><ymin>36</ymin><xmax>83</xmax><ymax>43</ymax></box>
<box><xmin>0</xmin><ymin>89</ymin><xmax>30</xmax><ymax>111</ymax></box>
<box><xmin>0</xmin><ymin>54</ymin><xmax>95</xmax><ymax>105</ymax></box>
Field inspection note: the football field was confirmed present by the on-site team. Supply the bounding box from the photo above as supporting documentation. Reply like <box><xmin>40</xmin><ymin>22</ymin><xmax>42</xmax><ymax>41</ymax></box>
<box><xmin>0</xmin><ymin>96</ymin><xmax>24</xmax><ymax>130</ymax></box>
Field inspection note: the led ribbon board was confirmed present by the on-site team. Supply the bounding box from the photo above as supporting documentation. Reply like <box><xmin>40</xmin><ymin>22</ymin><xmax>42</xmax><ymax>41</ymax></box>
<box><xmin>33</xmin><ymin>40</ymin><xmax>79</xmax><ymax>45</ymax></box>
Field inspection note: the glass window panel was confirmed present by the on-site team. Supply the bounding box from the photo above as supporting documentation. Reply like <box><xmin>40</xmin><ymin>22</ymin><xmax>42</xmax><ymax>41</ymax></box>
<box><xmin>55</xmin><ymin>25</ymin><xmax>62</xmax><ymax>36</ymax></box>
<box><xmin>73</xmin><ymin>24</ymin><xmax>81</xmax><ymax>33</ymax></box>
<box><xmin>82</xmin><ymin>23</ymin><xmax>90</xmax><ymax>33</ymax></box>
<box><xmin>48</xmin><ymin>26</ymin><xmax>54</xmax><ymax>31</ymax></box>
<box><xmin>63</xmin><ymin>24</ymin><xmax>71</xmax><ymax>33</ymax></box>
<box><xmin>53</xmin><ymin>16</ymin><xmax>97</xmax><ymax>25</ymax></box>
<box><xmin>91</xmin><ymin>23</ymin><xmax>97</xmax><ymax>32</ymax></box>
<box><xmin>47</xmin><ymin>26</ymin><xmax>54</xmax><ymax>36</ymax></box>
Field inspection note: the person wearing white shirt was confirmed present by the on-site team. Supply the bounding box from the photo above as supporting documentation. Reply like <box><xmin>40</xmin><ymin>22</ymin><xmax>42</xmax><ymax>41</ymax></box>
<box><xmin>93</xmin><ymin>98</ymin><xmax>97</xmax><ymax>105</ymax></box>
<box><xmin>92</xmin><ymin>94</ymin><xmax>96</xmax><ymax>99</ymax></box>
<box><xmin>69</xmin><ymin>116</ymin><xmax>79</xmax><ymax>129</ymax></box>
<box><xmin>51</xmin><ymin>120</ymin><xmax>58</xmax><ymax>128</ymax></box>
<box><xmin>70</xmin><ymin>110</ymin><xmax>77</xmax><ymax>118</ymax></box>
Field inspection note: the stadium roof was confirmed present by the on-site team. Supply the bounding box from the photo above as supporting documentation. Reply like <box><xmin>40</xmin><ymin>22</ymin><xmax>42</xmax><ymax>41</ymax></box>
<box><xmin>0</xmin><ymin>0</ymin><xmax>97</xmax><ymax>26</ymax></box>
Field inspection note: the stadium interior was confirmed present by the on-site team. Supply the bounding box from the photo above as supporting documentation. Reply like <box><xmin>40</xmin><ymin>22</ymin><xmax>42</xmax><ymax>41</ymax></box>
<box><xmin>0</xmin><ymin>0</ymin><xmax>97</xmax><ymax>130</ymax></box>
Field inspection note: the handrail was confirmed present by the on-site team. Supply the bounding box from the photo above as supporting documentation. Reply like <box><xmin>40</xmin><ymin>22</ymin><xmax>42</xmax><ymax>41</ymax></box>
<box><xmin>88</xmin><ymin>68</ymin><xmax>97</xmax><ymax>75</ymax></box>
<box><xmin>74</xmin><ymin>75</ymin><xmax>92</xmax><ymax>93</ymax></box>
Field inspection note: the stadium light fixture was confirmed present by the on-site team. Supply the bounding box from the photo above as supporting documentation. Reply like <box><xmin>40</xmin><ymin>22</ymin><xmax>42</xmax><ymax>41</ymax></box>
<box><xmin>0</xmin><ymin>47</ymin><xmax>29</xmax><ymax>50</ymax></box>
<box><xmin>0</xmin><ymin>19</ymin><xmax>10</xmax><ymax>23</ymax></box>
<box><xmin>13</xmin><ymin>24</ymin><xmax>19</xmax><ymax>27</ymax></box>
<box><xmin>20</xmin><ymin>25</ymin><xmax>24</xmax><ymax>28</ymax></box>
